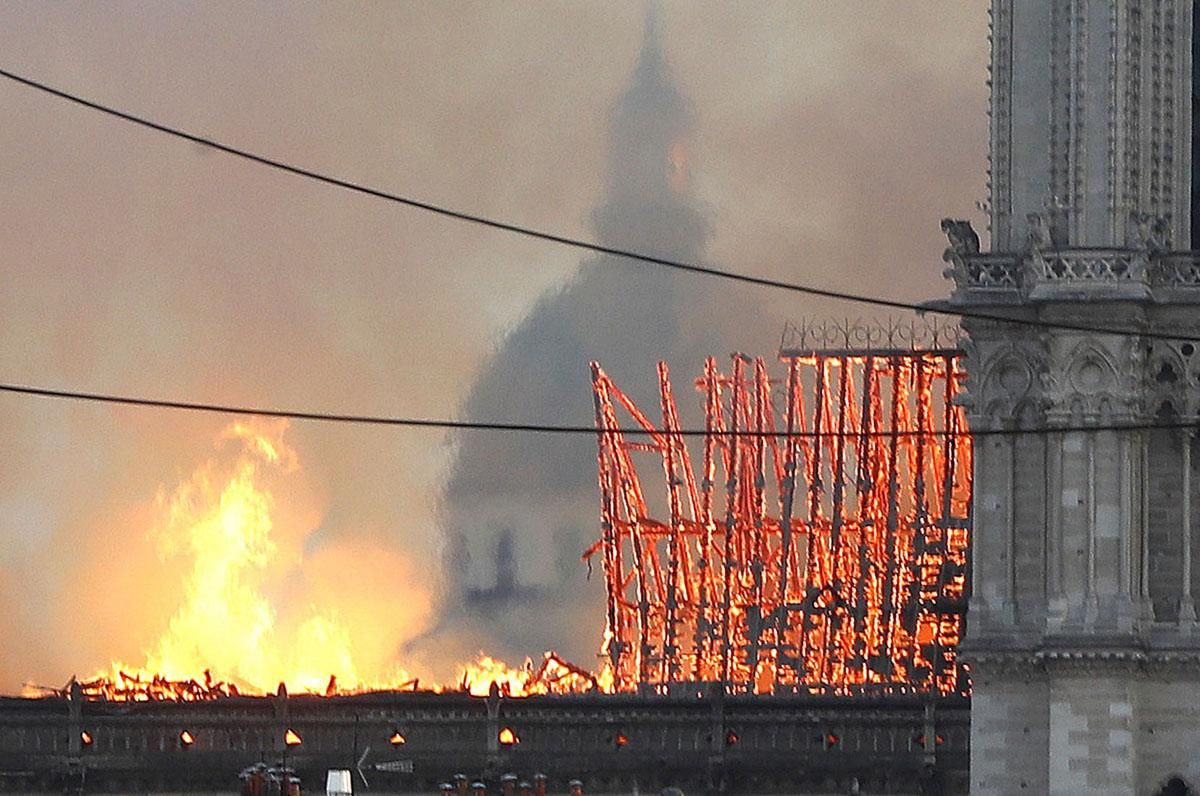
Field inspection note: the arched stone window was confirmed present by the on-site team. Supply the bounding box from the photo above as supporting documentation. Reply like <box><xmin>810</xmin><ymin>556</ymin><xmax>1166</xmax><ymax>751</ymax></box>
<box><xmin>1156</xmin><ymin>776</ymin><xmax>1193</xmax><ymax>796</ymax></box>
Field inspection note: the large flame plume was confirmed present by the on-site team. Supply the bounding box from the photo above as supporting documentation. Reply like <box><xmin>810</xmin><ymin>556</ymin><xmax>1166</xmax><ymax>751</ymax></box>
<box><xmin>139</xmin><ymin>421</ymin><xmax>343</xmax><ymax>691</ymax></box>
<box><xmin>95</xmin><ymin>419</ymin><xmax>426</xmax><ymax>695</ymax></box>
<box><xmin>23</xmin><ymin>419</ymin><xmax>601</xmax><ymax>701</ymax></box>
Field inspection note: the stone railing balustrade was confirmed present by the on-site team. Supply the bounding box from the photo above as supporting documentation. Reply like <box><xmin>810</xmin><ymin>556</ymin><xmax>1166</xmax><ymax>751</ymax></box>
<box><xmin>944</xmin><ymin>248</ymin><xmax>1200</xmax><ymax>295</ymax></box>
<box><xmin>1033</xmin><ymin>249</ymin><xmax>1147</xmax><ymax>283</ymax></box>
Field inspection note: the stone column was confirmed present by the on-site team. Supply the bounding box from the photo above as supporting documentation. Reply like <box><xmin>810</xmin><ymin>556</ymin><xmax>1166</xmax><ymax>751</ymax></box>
<box><xmin>1182</xmin><ymin>430</ymin><xmax>1196</xmax><ymax>626</ymax></box>
<box><xmin>1117</xmin><ymin>432</ymin><xmax>1135</xmax><ymax>630</ymax></box>
<box><xmin>1139</xmin><ymin>431</ymin><xmax>1154</xmax><ymax>623</ymax></box>
<box><xmin>1085</xmin><ymin>431</ymin><xmax>1099</xmax><ymax>627</ymax></box>
<box><xmin>1047</xmin><ymin>427</ymin><xmax>1066</xmax><ymax>628</ymax></box>
<box><xmin>1004</xmin><ymin>430</ymin><xmax>1017</xmax><ymax>620</ymax></box>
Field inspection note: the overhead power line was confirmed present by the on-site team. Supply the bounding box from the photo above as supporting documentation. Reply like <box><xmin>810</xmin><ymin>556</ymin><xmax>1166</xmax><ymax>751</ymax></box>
<box><xmin>2</xmin><ymin>66</ymin><xmax>1198</xmax><ymax>344</ymax></box>
<box><xmin>1</xmin><ymin>381</ymin><xmax>1197</xmax><ymax>440</ymax></box>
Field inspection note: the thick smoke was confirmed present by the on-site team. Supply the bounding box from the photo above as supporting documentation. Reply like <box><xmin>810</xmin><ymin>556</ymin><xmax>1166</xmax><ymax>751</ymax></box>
<box><xmin>0</xmin><ymin>3</ymin><xmax>988</xmax><ymax>692</ymax></box>
<box><xmin>431</xmin><ymin>15</ymin><xmax>768</xmax><ymax>668</ymax></box>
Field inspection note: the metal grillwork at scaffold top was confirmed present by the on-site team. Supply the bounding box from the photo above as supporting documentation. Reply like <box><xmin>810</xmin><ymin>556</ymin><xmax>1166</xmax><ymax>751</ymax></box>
<box><xmin>588</xmin><ymin>319</ymin><xmax>972</xmax><ymax>697</ymax></box>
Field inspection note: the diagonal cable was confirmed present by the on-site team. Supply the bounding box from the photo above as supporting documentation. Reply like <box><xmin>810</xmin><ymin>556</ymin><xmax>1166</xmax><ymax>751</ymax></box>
<box><xmin>1</xmin><ymin>66</ymin><xmax>1198</xmax><ymax>343</ymax></box>
<box><xmin>2</xmin><ymin>381</ymin><xmax>1197</xmax><ymax>439</ymax></box>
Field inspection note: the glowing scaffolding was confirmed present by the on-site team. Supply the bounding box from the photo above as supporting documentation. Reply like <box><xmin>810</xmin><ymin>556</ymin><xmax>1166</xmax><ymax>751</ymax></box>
<box><xmin>588</xmin><ymin>347</ymin><xmax>972</xmax><ymax>696</ymax></box>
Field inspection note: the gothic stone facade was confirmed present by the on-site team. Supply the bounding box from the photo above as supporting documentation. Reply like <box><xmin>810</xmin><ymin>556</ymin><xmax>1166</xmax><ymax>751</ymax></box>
<box><xmin>941</xmin><ymin>2</ymin><xmax>1200</xmax><ymax>793</ymax></box>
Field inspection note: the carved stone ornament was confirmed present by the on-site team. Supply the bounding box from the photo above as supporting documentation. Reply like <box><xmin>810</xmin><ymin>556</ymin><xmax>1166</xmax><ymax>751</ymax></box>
<box><xmin>1024</xmin><ymin>211</ymin><xmax>1052</xmax><ymax>252</ymax></box>
<box><xmin>963</xmin><ymin>648</ymin><xmax>1200</xmax><ymax>678</ymax></box>
<box><xmin>1127</xmin><ymin>211</ymin><xmax>1169</xmax><ymax>253</ymax></box>
<box><xmin>940</xmin><ymin>218</ymin><xmax>981</xmax><ymax>281</ymax></box>
<box><xmin>969</xmin><ymin>339</ymin><xmax>1051</xmax><ymax>421</ymax></box>
<box><xmin>1145</xmin><ymin>340</ymin><xmax>1200</xmax><ymax>418</ymax></box>
<box><xmin>941</xmin><ymin>217</ymin><xmax>981</xmax><ymax>258</ymax></box>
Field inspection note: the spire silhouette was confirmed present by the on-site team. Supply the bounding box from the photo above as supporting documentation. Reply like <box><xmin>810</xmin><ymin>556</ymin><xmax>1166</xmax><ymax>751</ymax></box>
<box><xmin>437</xmin><ymin>10</ymin><xmax>718</xmax><ymax>665</ymax></box>
<box><xmin>592</xmin><ymin>7</ymin><xmax>708</xmax><ymax>258</ymax></box>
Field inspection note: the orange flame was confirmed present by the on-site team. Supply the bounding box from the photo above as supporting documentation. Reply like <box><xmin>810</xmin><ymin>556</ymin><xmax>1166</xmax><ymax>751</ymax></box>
<box><xmin>96</xmin><ymin>419</ymin><xmax>383</xmax><ymax>693</ymax></box>
<box><xmin>48</xmin><ymin>419</ymin><xmax>604</xmax><ymax>702</ymax></box>
<box><xmin>457</xmin><ymin>652</ymin><xmax>606</xmax><ymax>697</ymax></box>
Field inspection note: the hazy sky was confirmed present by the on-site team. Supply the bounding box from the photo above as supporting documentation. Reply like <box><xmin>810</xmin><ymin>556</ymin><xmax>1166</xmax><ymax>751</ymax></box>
<box><xmin>0</xmin><ymin>2</ymin><xmax>989</xmax><ymax>691</ymax></box>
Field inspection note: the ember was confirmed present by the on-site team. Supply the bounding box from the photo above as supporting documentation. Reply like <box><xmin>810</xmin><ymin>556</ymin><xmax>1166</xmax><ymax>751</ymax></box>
<box><xmin>458</xmin><ymin>652</ymin><xmax>606</xmax><ymax>697</ymax></box>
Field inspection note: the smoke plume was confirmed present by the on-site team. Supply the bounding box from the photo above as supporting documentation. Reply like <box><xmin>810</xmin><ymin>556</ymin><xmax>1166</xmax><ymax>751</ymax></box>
<box><xmin>0</xmin><ymin>3</ymin><xmax>987</xmax><ymax>691</ymax></box>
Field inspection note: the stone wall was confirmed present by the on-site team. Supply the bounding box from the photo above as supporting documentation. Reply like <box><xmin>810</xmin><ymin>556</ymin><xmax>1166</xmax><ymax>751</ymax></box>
<box><xmin>968</xmin><ymin>671</ymin><xmax>1048</xmax><ymax>794</ymax></box>
<box><xmin>0</xmin><ymin>692</ymin><xmax>969</xmax><ymax>795</ymax></box>
<box><xmin>1134</xmin><ymin>676</ymin><xmax>1200</xmax><ymax>793</ymax></box>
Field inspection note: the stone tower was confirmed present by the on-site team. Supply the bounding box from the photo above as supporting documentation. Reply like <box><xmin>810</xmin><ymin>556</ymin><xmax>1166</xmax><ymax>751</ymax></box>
<box><xmin>939</xmin><ymin>2</ymin><xmax>1200</xmax><ymax>794</ymax></box>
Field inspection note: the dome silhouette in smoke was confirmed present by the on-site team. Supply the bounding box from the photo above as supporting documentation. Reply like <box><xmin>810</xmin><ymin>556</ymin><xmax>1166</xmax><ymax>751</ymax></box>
<box><xmin>433</xmin><ymin>9</ymin><xmax>722</xmax><ymax>665</ymax></box>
